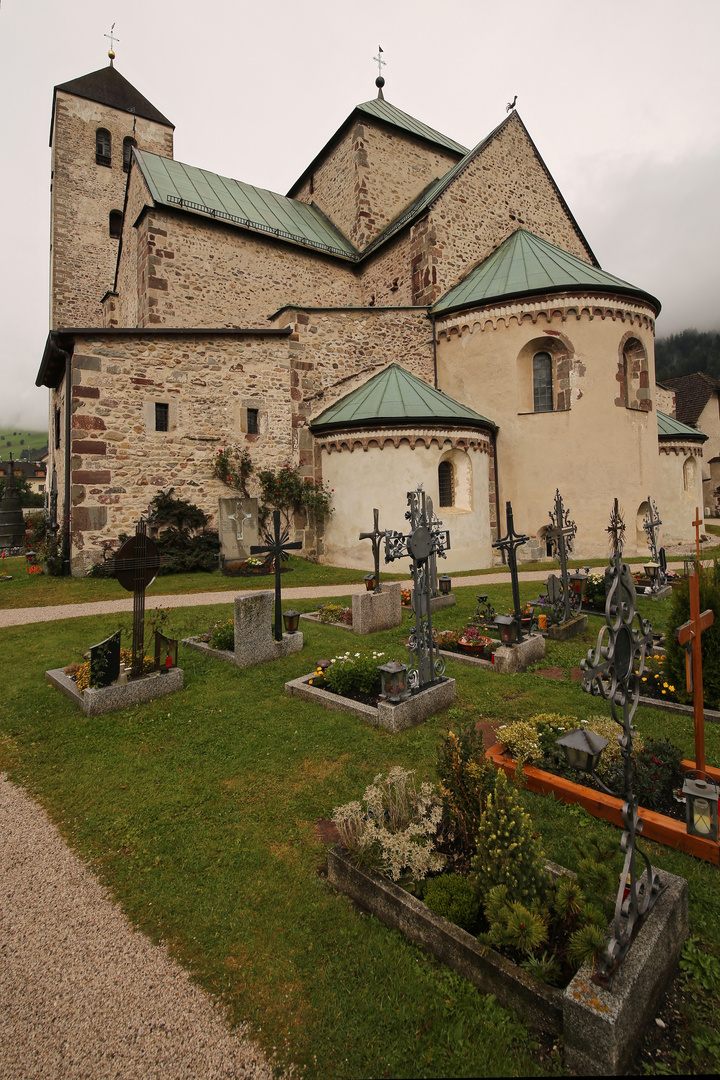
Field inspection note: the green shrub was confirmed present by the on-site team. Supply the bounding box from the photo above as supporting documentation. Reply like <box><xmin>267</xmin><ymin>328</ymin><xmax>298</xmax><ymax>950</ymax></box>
<box><xmin>470</xmin><ymin>770</ymin><xmax>550</xmax><ymax>908</ymax></box>
<box><xmin>324</xmin><ymin>650</ymin><xmax>385</xmax><ymax>698</ymax></box>
<box><xmin>209</xmin><ymin>618</ymin><xmax>234</xmax><ymax>651</ymax></box>
<box><xmin>423</xmin><ymin>873</ymin><xmax>480</xmax><ymax>930</ymax></box>
<box><xmin>664</xmin><ymin>563</ymin><xmax>720</xmax><ymax>707</ymax></box>
<box><xmin>436</xmin><ymin>725</ymin><xmax>496</xmax><ymax>872</ymax></box>
<box><xmin>605</xmin><ymin>736</ymin><xmax>684</xmax><ymax>813</ymax></box>
<box><xmin>154</xmin><ymin>527</ymin><xmax>220</xmax><ymax>574</ymax></box>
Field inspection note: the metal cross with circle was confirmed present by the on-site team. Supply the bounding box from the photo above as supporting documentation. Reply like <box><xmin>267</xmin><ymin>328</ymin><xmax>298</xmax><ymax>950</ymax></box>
<box><xmin>251</xmin><ymin>509</ymin><xmax>302</xmax><ymax>642</ymax></box>
<box><xmin>492</xmin><ymin>501</ymin><xmax>529</xmax><ymax>641</ymax></box>
<box><xmin>112</xmin><ymin>517</ymin><xmax>165</xmax><ymax>676</ymax></box>
<box><xmin>545</xmin><ymin>488</ymin><xmax>577</xmax><ymax>624</ymax></box>
<box><xmin>359</xmin><ymin>508</ymin><xmax>385</xmax><ymax>593</ymax></box>
<box><xmin>607</xmin><ymin>498</ymin><xmax>626</xmax><ymax>555</ymax></box>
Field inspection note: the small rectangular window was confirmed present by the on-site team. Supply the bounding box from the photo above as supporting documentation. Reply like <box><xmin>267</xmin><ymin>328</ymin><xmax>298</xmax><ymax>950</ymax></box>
<box><xmin>247</xmin><ymin>408</ymin><xmax>259</xmax><ymax>434</ymax></box>
<box><xmin>155</xmin><ymin>403</ymin><xmax>169</xmax><ymax>432</ymax></box>
<box><xmin>54</xmin><ymin>408</ymin><xmax>61</xmax><ymax>449</ymax></box>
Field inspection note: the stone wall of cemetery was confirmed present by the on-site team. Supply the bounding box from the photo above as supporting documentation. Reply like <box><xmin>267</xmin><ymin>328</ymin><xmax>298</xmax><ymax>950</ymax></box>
<box><xmin>51</xmin><ymin>90</ymin><xmax>173</xmax><ymax>330</ymax></box>
<box><xmin>63</xmin><ymin>330</ymin><xmax>301</xmax><ymax>574</ymax></box>
<box><xmin>318</xmin><ymin>427</ymin><xmax>494</xmax><ymax>572</ymax></box>
<box><xmin>411</xmin><ymin>113</ymin><xmax>594</xmax><ymax>307</ymax></box>
<box><xmin>292</xmin><ymin>115</ymin><xmax>460</xmax><ymax>251</ymax></box>
<box><xmin>434</xmin><ymin>295</ymin><xmax>682</xmax><ymax>556</ymax></box>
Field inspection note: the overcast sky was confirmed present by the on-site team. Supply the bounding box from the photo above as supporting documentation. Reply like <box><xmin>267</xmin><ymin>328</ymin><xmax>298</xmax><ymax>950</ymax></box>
<box><xmin>1</xmin><ymin>0</ymin><xmax>719</xmax><ymax>430</ymax></box>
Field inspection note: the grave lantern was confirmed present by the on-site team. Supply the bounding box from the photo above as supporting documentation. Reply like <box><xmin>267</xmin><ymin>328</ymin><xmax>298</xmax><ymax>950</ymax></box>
<box><xmin>555</xmin><ymin>728</ymin><xmax>609</xmax><ymax>775</ymax></box>
<box><xmin>569</xmin><ymin>571</ymin><xmax>588</xmax><ymax>598</ymax></box>
<box><xmin>283</xmin><ymin>609</ymin><xmax>301</xmax><ymax>634</ymax></box>
<box><xmin>683</xmin><ymin>773</ymin><xmax>719</xmax><ymax>841</ymax></box>
<box><xmin>439</xmin><ymin>574</ymin><xmax>452</xmax><ymax>596</ymax></box>
<box><xmin>494</xmin><ymin>614</ymin><xmax>518</xmax><ymax>645</ymax></box>
<box><xmin>644</xmin><ymin>562</ymin><xmax>661</xmax><ymax>584</ymax></box>
<box><xmin>154</xmin><ymin>633</ymin><xmax>178</xmax><ymax>671</ymax></box>
<box><xmin>378</xmin><ymin>659</ymin><xmax>410</xmax><ymax>703</ymax></box>
<box><xmin>364</xmin><ymin>571</ymin><xmax>376</xmax><ymax>592</ymax></box>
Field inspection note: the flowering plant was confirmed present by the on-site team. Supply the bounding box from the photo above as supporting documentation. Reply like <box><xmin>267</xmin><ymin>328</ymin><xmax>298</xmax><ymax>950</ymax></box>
<box><xmin>324</xmin><ymin>650</ymin><xmax>385</xmax><ymax>698</ymax></box>
<box><xmin>332</xmin><ymin>766</ymin><xmax>445</xmax><ymax>883</ymax></box>
<box><xmin>316</xmin><ymin>603</ymin><xmax>352</xmax><ymax>626</ymax></box>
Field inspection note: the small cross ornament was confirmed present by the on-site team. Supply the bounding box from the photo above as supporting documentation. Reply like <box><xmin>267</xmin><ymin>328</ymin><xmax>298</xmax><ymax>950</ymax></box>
<box><xmin>359</xmin><ymin>508</ymin><xmax>385</xmax><ymax>593</ymax></box>
<box><xmin>251</xmin><ymin>510</ymin><xmax>302</xmax><ymax>641</ymax></box>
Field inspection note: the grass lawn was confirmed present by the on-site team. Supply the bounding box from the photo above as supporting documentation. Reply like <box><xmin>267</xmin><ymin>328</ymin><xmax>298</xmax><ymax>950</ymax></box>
<box><xmin>2</xmin><ymin>582</ymin><xmax>719</xmax><ymax>1076</ymax></box>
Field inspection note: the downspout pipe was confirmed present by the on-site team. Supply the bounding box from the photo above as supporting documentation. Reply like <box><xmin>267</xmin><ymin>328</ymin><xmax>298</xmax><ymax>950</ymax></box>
<box><xmin>491</xmin><ymin>428</ymin><xmax>505</xmax><ymax>565</ymax></box>
<box><xmin>430</xmin><ymin>312</ymin><xmax>438</xmax><ymax>389</ymax></box>
<box><xmin>59</xmin><ymin>346</ymin><xmax>72</xmax><ymax>576</ymax></box>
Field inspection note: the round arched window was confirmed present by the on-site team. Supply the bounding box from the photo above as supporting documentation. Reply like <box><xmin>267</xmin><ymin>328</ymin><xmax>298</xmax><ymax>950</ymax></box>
<box><xmin>438</xmin><ymin>460</ymin><xmax>454</xmax><ymax>506</ymax></box>
<box><xmin>533</xmin><ymin>352</ymin><xmax>553</xmax><ymax>412</ymax></box>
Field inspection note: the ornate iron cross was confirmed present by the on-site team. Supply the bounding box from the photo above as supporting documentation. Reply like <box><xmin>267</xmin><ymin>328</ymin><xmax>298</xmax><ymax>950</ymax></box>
<box><xmin>492</xmin><ymin>501</ymin><xmax>529</xmax><ymax>642</ymax></box>
<box><xmin>384</xmin><ymin>486</ymin><xmax>450</xmax><ymax>688</ymax></box>
<box><xmin>251</xmin><ymin>509</ymin><xmax>303</xmax><ymax>641</ymax></box>
<box><xmin>677</xmin><ymin>567</ymin><xmax>715</xmax><ymax>776</ymax></box>
<box><xmin>545</xmin><ymin>488</ymin><xmax>577</xmax><ymax>624</ymax></box>
<box><xmin>643</xmin><ymin>496</ymin><xmax>666</xmax><ymax>587</ymax></box>
<box><xmin>581</xmin><ymin>498</ymin><xmax>663</xmax><ymax>984</ymax></box>
<box><xmin>359</xmin><ymin>508</ymin><xmax>385</xmax><ymax>594</ymax></box>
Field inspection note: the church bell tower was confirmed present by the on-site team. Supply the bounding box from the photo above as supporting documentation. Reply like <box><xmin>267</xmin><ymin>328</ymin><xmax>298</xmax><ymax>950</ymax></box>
<box><xmin>49</xmin><ymin>54</ymin><xmax>174</xmax><ymax>329</ymax></box>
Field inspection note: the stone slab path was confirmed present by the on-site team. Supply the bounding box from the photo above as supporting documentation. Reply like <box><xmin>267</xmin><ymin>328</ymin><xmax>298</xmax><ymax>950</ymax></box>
<box><xmin>0</xmin><ymin>773</ymin><xmax>273</xmax><ymax>1080</ymax></box>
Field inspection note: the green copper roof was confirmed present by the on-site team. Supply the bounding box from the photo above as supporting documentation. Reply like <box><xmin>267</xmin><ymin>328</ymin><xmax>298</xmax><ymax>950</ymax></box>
<box><xmin>135</xmin><ymin>151</ymin><xmax>358</xmax><ymax>260</ymax></box>
<box><xmin>657</xmin><ymin>410</ymin><xmax>707</xmax><ymax>440</ymax></box>
<box><xmin>310</xmin><ymin>363</ymin><xmax>495</xmax><ymax>432</ymax></box>
<box><xmin>356</xmin><ymin>99</ymin><xmax>468</xmax><ymax>156</ymax></box>
<box><xmin>432</xmin><ymin>229</ymin><xmax>660</xmax><ymax>315</ymax></box>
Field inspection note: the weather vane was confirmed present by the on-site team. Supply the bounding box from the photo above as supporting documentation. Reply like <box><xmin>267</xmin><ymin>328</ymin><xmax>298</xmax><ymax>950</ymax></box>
<box><xmin>105</xmin><ymin>22</ymin><xmax>120</xmax><ymax>62</ymax></box>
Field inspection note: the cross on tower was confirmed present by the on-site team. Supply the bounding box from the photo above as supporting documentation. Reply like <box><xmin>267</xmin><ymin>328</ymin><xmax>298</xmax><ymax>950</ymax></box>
<box><xmin>104</xmin><ymin>23</ymin><xmax>120</xmax><ymax>55</ymax></box>
<box><xmin>676</xmin><ymin>567</ymin><xmax>715</xmax><ymax>776</ymax></box>
<box><xmin>492</xmin><ymin>501</ymin><xmax>529</xmax><ymax>641</ymax></box>
<box><xmin>251</xmin><ymin>509</ymin><xmax>302</xmax><ymax>641</ymax></box>
<box><xmin>545</xmin><ymin>488</ymin><xmax>577</xmax><ymax>624</ymax></box>
<box><xmin>359</xmin><ymin>508</ymin><xmax>385</xmax><ymax>593</ymax></box>
<box><xmin>373</xmin><ymin>47</ymin><xmax>386</xmax><ymax>78</ymax></box>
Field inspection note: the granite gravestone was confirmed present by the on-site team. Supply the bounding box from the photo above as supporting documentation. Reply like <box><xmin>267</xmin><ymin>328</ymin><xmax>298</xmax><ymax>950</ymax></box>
<box><xmin>89</xmin><ymin>630</ymin><xmax>122</xmax><ymax>688</ymax></box>
<box><xmin>219</xmin><ymin>497</ymin><xmax>259</xmax><ymax>563</ymax></box>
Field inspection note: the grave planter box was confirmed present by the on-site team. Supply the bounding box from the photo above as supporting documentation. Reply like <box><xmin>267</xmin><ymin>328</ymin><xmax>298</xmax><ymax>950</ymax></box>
<box><xmin>328</xmin><ymin>845</ymin><xmax>688</xmax><ymax>1076</ymax></box>
<box><xmin>285</xmin><ymin>673</ymin><xmax>455</xmax><ymax>733</ymax></box>
<box><xmin>46</xmin><ymin>666</ymin><xmax>184</xmax><ymax>716</ymax></box>
<box><xmin>546</xmin><ymin>613</ymin><xmax>588</xmax><ymax>640</ymax></box>
<box><xmin>300</xmin><ymin>612</ymin><xmax>354</xmax><ymax>632</ymax></box>
<box><xmin>486</xmin><ymin>742</ymin><xmax>720</xmax><ymax>865</ymax></box>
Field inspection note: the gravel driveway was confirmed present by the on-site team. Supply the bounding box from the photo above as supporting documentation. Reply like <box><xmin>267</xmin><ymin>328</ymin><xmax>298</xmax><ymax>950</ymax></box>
<box><xmin>0</xmin><ymin>774</ymin><xmax>273</xmax><ymax>1079</ymax></box>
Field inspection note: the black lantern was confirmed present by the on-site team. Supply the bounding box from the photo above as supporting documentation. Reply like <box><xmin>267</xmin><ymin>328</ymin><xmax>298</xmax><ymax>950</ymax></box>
<box><xmin>283</xmin><ymin>609</ymin><xmax>300</xmax><ymax>634</ymax></box>
<box><xmin>555</xmin><ymin>727</ymin><xmax>609</xmax><ymax>774</ymax></box>
<box><xmin>378</xmin><ymin>659</ymin><xmax>410</xmax><ymax>703</ymax></box>
<box><xmin>683</xmin><ymin>773</ymin><xmax>719</xmax><ymax>841</ymax></box>
<box><xmin>364</xmin><ymin>572</ymin><xmax>376</xmax><ymax>592</ymax></box>
<box><xmin>494</xmin><ymin>614</ymin><xmax>518</xmax><ymax>645</ymax></box>
<box><xmin>644</xmin><ymin>562</ymin><xmax>660</xmax><ymax>583</ymax></box>
<box><xmin>569</xmin><ymin>571</ymin><xmax>588</xmax><ymax>598</ymax></box>
<box><xmin>439</xmin><ymin>574</ymin><xmax>452</xmax><ymax>596</ymax></box>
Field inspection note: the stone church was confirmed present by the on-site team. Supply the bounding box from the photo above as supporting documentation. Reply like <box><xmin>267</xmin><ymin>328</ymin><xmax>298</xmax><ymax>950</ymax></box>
<box><xmin>37</xmin><ymin>59</ymin><xmax>706</xmax><ymax>574</ymax></box>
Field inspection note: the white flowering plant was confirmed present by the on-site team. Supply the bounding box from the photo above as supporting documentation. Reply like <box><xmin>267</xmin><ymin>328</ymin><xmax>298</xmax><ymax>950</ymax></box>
<box><xmin>324</xmin><ymin>650</ymin><xmax>385</xmax><ymax>698</ymax></box>
<box><xmin>331</xmin><ymin>766</ymin><xmax>445</xmax><ymax>883</ymax></box>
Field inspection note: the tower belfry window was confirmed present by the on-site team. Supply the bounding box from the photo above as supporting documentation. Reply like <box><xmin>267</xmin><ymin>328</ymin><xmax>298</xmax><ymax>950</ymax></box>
<box><xmin>96</xmin><ymin>128</ymin><xmax>111</xmax><ymax>167</ymax></box>
<box><xmin>123</xmin><ymin>136</ymin><xmax>137</xmax><ymax>173</ymax></box>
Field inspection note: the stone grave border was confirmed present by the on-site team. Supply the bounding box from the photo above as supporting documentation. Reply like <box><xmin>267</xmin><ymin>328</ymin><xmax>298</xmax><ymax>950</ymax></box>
<box><xmin>46</xmin><ymin>666</ymin><xmax>184</xmax><ymax>717</ymax></box>
<box><xmin>285</xmin><ymin>673</ymin><xmax>456</xmax><ymax>734</ymax></box>
<box><xmin>328</xmin><ymin>845</ymin><xmax>687</xmax><ymax>1076</ymax></box>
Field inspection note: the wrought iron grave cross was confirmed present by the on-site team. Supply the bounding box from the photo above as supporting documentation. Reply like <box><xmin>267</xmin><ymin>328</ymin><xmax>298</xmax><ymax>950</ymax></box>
<box><xmin>643</xmin><ymin>496</ymin><xmax>667</xmax><ymax>587</ymax></box>
<box><xmin>545</xmin><ymin>488</ymin><xmax>577</xmax><ymax>623</ymax></box>
<box><xmin>492</xmin><ymin>501</ymin><xmax>529</xmax><ymax>642</ymax></box>
<box><xmin>251</xmin><ymin>509</ymin><xmax>303</xmax><ymax>641</ymax></box>
<box><xmin>384</xmin><ymin>487</ymin><xmax>450</xmax><ymax>688</ymax></box>
<box><xmin>581</xmin><ymin>498</ymin><xmax>663</xmax><ymax>984</ymax></box>
<box><xmin>113</xmin><ymin>518</ymin><xmax>162</xmax><ymax>676</ymax></box>
<box><xmin>359</xmin><ymin>508</ymin><xmax>385</xmax><ymax>593</ymax></box>
<box><xmin>676</xmin><ymin>567</ymin><xmax>714</xmax><ymax>776</ymax></box>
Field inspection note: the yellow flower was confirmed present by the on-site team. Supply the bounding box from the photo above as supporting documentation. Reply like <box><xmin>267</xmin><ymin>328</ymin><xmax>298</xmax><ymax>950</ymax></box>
<box><xmin>669</xmin><ymin>686</ymin><xmax>675</xmax><ymax>692</ymax></box>
<box><xmin>663</xmin><ymin>682</ymin><xmax>668</xmax><ymax>688</ymax></box>
<box><xmin>661</xmin><ymin>690</ymin><xmax>666</xmax><ymax>695</ymax></box>
<box><xmin>642</xmin><ymin>677</ymin><xmax>647</xmax><ymax>682</ymax></box>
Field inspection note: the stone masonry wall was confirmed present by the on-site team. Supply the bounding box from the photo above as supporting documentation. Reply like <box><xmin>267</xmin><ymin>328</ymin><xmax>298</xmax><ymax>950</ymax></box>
<box><xmin>113</xmin><ymin>203</ymin><xmax>363</xmax><ymax>328</ymax></box>
<box><xmin>294</xmin><ymin>115</ymin><xmax>460</xmax><ymax>251</ymax></box>
<box><xmin>51</xmin><ymin>90</ymin><xmax>173</xmax><ymax>329</ymax></box>
<box><xmin>411</xmin><ymin>113</ymin><xmax>593</xmax><ymax>307</ymax></box>
<box><xmin>110</xmin><ymin>165</ymin><xmax>156</xmax><ymax>327</ymax></box>
<box><xmin>66</xmin><ymin>332</ymin><xmax>297</xmax><ymax>573</ymax></box>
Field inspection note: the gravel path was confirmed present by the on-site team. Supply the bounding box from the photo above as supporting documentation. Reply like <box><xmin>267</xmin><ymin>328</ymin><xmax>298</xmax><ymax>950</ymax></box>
<box><xmin>0</xmin><ymin>773</ymin><xmax>273</xmax><ymax>1080</ymax></box>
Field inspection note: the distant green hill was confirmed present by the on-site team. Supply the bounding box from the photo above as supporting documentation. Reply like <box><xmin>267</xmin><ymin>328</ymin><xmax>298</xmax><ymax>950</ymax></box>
<box><xmin>655</xmin><ymin>329</ymin><xmax>720</xmax><ymax>382</ymax></box>
<box><xmin>0</xmin><ymin>428</ymin><xmax>48</xmax><ymax>462</ymax></box>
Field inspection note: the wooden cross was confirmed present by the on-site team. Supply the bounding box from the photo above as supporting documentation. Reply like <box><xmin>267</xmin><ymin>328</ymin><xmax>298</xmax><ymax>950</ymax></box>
<box><xmin>545</xmin><ymin>488</ymin><xmax>577</xmax><ymax>623</ymax></box>
<box><xmin>676</xmin><ymin>567</ymin><xmax>714</xmax><ymax>775</ymax></box>
<box><xmin>692</xmin><ymin>506</ymin><xmax>703</xmax><ymax>568</ymax></box>
<box><xmin>359</xmin><ymin>508</ymin><xmax>385</xmax><ymax>593</ymax></box>
<box><xmin>113</xmin><ymin>518</ymin><xmax>163</xmax><ymax>676</ymax></box>
<box><xmin>251</xmin><ymin>509</ymin><xmax>302</xmax><ymax>641</ymax></box>
<box><xmin>492</xmin><ymin>501</ymin><xmax>529</xmax><ymax>641</ymax></box>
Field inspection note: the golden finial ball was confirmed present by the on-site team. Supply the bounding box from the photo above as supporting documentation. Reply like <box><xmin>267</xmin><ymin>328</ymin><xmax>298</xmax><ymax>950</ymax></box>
<box><xmin>108</xmin><ymin>49</ymin><xmax>116</xmax><ymax>60</ymax></box>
